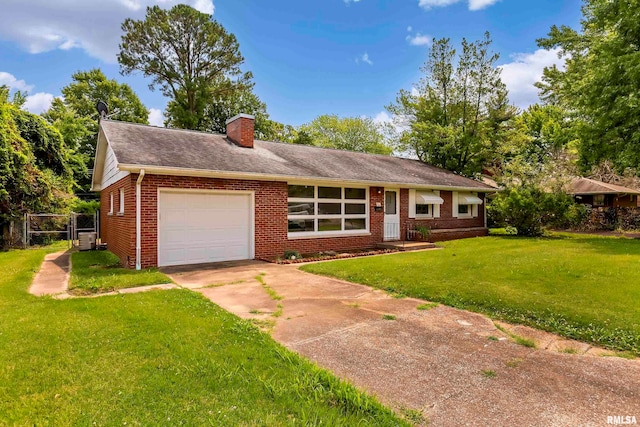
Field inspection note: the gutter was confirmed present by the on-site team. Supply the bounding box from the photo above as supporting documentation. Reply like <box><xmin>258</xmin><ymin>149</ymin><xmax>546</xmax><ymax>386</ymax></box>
<box><xmin>135</xmin><ymin>169</ymin><xmax>145</xmax><ymax>270</ymax></box>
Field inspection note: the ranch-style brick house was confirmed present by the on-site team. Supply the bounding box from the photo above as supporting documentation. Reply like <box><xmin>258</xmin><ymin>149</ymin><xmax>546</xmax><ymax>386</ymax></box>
<box><xmin>91</xmin><ymin>114</ymin><xmax>496</xmax><ymax>269</ymax></box>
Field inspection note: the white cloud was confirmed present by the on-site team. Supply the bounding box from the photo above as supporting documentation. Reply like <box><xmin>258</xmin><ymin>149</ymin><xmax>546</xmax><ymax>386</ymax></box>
<box><xmin>356</xmin><ymin>53</ymin><xmax>373</xmax><ymax>65</ymax></box>
<box><xmin>23</xmin><ymin>92</ymin><xmax>55</xmax><ymax>114</ymax></box>
<box><xmin>0</xmin><ymin>0</ymin><xmax>215</xmax><ymax>63</ymax></box>
<box><xmin>372</xmin><ymin>111</ymin><xmax>392</xmax><ymax>125</ymax></box>
<box><xmin>499</xmin><ymin>48</ymin><xmax>565</xmax><ymax>109</ymax></box>
<box><xmin>406</xmin><ymin>33</ymin><xmax>431</xmax><ymax>46</ymax></box>
<box><xmin>468</xmin><ymin>0</ymin><xmax>500</xmax><ymax>10</ymax></box>
<box><xmin>148</xmin><ymin>108</ymin><xmax>165</xmax><ymax>127</ymax></box>
<box><xmin>1</xmin><ymin>70</ymin><xmax>57</xmax><ymax>113</ymax></box>
<box><xmin>418</xmin><ymin>0</ymin><xmax>500</xmax><ymax>11</ymax></box>
<box><xmin>0</xmin><ymin>71</ymin><xmax>33</xmax><ymax>92</ymax></box>
<box><xmin>344</xmin><ymin>0</ymin><xmax>362</xmax><ymax>3</ymax></box>
<box><xmin>407</xmin><ymin>26</ymin><xmax>413</xmax><ymax>32</ymax></box>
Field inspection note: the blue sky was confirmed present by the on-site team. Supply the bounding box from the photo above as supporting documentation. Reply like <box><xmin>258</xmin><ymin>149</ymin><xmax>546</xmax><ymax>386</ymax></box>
<box><xmin>0</xmin><ymin>0</ymin><xmax>582</xmax><ymax>127</ymax></box>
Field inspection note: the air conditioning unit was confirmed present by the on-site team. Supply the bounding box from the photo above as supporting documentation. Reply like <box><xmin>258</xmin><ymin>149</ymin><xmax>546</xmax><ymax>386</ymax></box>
<box><xmin>78</xmin><ymin>232</ymin><xmax>97</xmax><ymax>251</ymax></box>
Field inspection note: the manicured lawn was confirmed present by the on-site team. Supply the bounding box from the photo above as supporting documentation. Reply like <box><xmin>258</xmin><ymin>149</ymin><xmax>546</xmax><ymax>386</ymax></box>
<box><xmin>70</xmin><ymin>250</ymin><xmax>172</xmax><ymax>294</ymax></box>
<box><xmin>0</xmin><ymin>247</ymin><xmax>406</xmax><ymax>426</ymax></box>
<box><xmin>301</xmin><ymin>234</ymin><xmax>640</xmax><ymax>355</ymax></box>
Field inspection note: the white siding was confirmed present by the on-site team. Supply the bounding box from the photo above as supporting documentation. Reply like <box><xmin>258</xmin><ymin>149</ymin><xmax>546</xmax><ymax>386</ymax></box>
<box><xmin>102</xmin><ymin>145</ymin><xmax>129</xmax><ymax>189</ymax></box>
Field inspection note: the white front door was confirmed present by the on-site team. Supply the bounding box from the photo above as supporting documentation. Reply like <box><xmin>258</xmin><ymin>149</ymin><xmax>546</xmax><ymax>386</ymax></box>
<box><xmin>158</xmin><ymin>190</ymin><xmax>253</xmax><ymax>267</ymax></box>
<box><xmin>384</xmin><ymin>189</ymin><xmax>400</xmax><ymax>241</ymax></box>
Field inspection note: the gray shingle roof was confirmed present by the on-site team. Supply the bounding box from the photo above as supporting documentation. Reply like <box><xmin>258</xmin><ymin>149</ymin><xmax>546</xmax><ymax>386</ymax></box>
<box><xmin>101</xmin><ymin>120</ymin><xmax>494</xmax><ymax>190</ymax></box>
<box><xmin>569</xmin><ymin>177</ymin><xmax>640</xmax><ymax>195</ymax></box>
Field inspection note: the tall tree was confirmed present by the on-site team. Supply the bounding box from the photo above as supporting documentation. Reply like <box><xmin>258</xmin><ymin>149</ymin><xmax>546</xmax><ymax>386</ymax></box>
<box><xmin>537</xmin><ymin>0</ymin><xmax>640</xmax><ymax>173</ymax></box>
<box><xmin>0</xmin><ymin>86</ymin><xmax>74</xmax><ymax>246</ymax></box>
<box><xmin>43</xmin><ymin>69</ymin><xmax>148</xmax><ymax>192</ymax></box>
<box><xmin>119</xmin><ymin>4</ymin><xmax>251</xmax><ymax>130</ymax></box>
<box><xmin>297</xmin><ymin>115</ymin><xmax>393</xmax><ymax>155</ymax></box>
<box><xmin>387</xmin><ymin>33</ymin><xmax>517</xmax><ymax>176</ymax></box>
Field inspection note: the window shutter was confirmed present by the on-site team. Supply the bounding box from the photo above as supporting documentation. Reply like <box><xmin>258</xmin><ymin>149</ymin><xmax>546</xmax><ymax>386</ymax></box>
<box><xmin>452</xmin><ymin>191</ymin><xmax>458</xmax><ymax>218</ymax></box>
<box><xmin>434</xmin><ymin>190</ymin><xmax>441</xmax><ymax>218</ymax></box>
<box><xmin>408</xmin><ymin>189</ymin><xmax>416</xmax><ymax>219</ymax></box>
<box><xmin>472</xmin><ymin>192</ymin><xmax>478</xmax><ymax>217</ymax></box>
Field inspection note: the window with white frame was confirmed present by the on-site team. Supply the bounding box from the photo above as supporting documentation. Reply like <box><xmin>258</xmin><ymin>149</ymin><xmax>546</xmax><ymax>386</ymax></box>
<box><xmin>454</xmin><ymin>192</ymin><xmax>483</xmax><ymax>218</ymax></box>
<box><xmin>409</xmin><ymin>190</ymin><xmax>443</xmax><ymax>219</ymax></box>
<box><xmin>118</xmin><ymin>188</ymin><xmax>125</xmax><ymax>214</ymax></box>
<box><xmin>108</xmin><ymin>192</ymin><xmax>114</xmax><ymax>215</ymax></box>
<box><xmin>287</xmin><ymin>185</ymin><xmax>368</xmax><ymax>235</ymax></box>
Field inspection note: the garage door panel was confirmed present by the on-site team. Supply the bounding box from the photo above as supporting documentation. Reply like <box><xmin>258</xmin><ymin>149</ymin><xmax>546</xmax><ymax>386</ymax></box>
<box><xmin>158</xmin><ymin>191</ymin><xmax>253</xmax><ymax>267</ymax></box>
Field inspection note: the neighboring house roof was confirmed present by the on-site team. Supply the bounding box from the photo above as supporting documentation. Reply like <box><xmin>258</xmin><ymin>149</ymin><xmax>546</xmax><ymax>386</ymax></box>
<box><xmin>92</xmin><ymin>120</ymin><xmax>496</xmax><ymax>192</ymax></box>
<box><xmin>569</xmin><ymin>177</ymin><xmax>640</xmax><ymax>195</ymax></box>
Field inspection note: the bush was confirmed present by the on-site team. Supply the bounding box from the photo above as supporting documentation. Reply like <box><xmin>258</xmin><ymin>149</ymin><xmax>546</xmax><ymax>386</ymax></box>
<box><xmin>71</xmin><ymin>199</ymin><xmax>100</xmax><ymax>214</ymax></box>
<box><xmin>488</xmin><ymin>186</ymin><xmax>585</xmax><ymax>237</ymax></box>
<box><xmin>283</xmin><ymin>250</ymin><xmax>301</xmax><ymax>260</ymax></box>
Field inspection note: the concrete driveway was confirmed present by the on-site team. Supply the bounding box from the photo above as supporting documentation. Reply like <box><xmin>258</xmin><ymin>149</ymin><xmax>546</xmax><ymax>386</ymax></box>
<box><xmin>164</xmin><ymin>260</ymin><xmax>640</xmax><ymax>427</ymax></box>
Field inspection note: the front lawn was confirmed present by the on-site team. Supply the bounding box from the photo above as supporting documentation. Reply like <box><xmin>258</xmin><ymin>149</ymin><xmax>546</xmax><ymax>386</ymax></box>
<box><xmin>70</xmin><ymin>250</ymin><xmax>171</xmax><ymax>294</ymax></box>
<box><xmin>0</xmin><ymin>247</ymin><xmax>405</xmax><ymax>426</ymax></box>
<box><xmin>301</xmin><ymin>234</ymin><xmax>640</xmax><ymax>355</ymax></box>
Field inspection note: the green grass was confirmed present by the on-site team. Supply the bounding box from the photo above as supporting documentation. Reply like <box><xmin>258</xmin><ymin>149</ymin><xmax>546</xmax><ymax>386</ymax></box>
<box><xmin>0</xmin><ymin>247</ymin><xmax>406</xmax><ymax>426</ymax></box>
<box><xmin>69</xmin><ymin>250</ymin><xmax>171</xmax><ymax>294</ymax></box>
<box><xmin>416</xmin><ymin>302</ymin><xmax>438</xmax><ymax>311</ymax></box>
<box><xmin>481</xmin><ymin>369</ymin><xmax>497</xmax><ymax>378</ymax></box>
<box><xmin>301</xmin><ymin>234</ymin><xmax>640</xmax><ymax>355</ymax></box>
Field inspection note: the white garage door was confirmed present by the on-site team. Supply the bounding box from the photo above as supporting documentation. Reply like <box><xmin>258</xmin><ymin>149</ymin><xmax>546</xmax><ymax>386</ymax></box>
<box><xmin>158</xmin><ymin>190</ymin><xmax>253</xmax><ymax>267</ymax></box>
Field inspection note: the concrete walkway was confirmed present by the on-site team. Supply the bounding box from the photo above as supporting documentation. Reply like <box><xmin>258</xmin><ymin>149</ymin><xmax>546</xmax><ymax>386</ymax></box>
<box><xmin>30</xmin><ymin>250</ymin><xmax>71</xmax><ymax>296</ymax></box>
<box><xmin>30</xmin><ymin>250</ymin><xmax>178</xmax><ymax>298</ymax></box>
<box><xmin>165</xmin><ymin>261</ymin><xmax>640</xmax><ymax>427</ymax></box>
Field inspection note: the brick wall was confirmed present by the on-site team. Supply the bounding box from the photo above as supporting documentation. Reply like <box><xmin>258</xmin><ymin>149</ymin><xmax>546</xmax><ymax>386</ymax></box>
<box><xmin>100</xmin><ymin>176</ymin><xmax>136</xmax><ymax>267</ymax></box>
<box><xmin>405</xmin><ymin>191</ymin><xmax>486</xmax><ymax>231</ymax></box>
<box><xmin>100</xmin><ymin>174</ymin><xmax>488</xmax><ymax>268</ymax></box>
<box><xmin>283</xmin><ymin>186</ymin><xmax>385</xmax><ymax>255</ymax></box>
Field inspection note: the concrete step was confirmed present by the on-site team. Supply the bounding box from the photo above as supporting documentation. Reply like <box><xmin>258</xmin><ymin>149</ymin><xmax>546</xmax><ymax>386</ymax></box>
<box><xmin>376</xmin><ymin>241</ymin><xmax>436</xmax><ymax>251</ymax></box>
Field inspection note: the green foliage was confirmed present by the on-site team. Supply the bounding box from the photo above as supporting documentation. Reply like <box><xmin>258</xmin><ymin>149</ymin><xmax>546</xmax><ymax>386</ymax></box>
<box><xmin>119</xmin><ymin>5</ymin><xmax>251</xmax><ymax>130</ymax></box>
<box><xmin>283</xmin><ymin>249</ymin><xmax>301</xmax><ymax>260</ymax></box>
<box><xmin>537</xmin><ymin>0</ymin><xmax>640</xmax><ymax>173</ymax></box>
<box><xmin>301</xmin><ymin>234</ymin><xmax>640</xmax><ymax>355</ymax></box>
<box><xmin>0</xmin><ymin>87</ymin><xmax>74</xmax><ymax>246</ymax></box>
<box><xmin>70</xmin><ymin>198</ymin><xmax>100</xmax><ymax>214</ymax></box>
<box><xmin>388</xmin><ymin>33</ymin><xmax>517</xmax><ymax>176</ymax></box>
<box><xmin>297</xmin><ymin>114</ymin><xmax>393</xmax><ymax>154</ymax></box>
<box><xmin>43</xmin><ymin>69</ymin><xmax>148</xmax><ymax>192</ymax></box>
<box><xmin>488</xmin><ymin>186</ymin><xmax>585</xmax><ymax>236</ymax></box>
<box><xmin>1</xmin><ymin>247</ymin><xmax>406</xmax><ymax>425</ymax></box>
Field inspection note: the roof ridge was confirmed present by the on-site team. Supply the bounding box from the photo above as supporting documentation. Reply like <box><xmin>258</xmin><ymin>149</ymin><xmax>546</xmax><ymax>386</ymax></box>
<box><xmin>101</xmin><ymin>118</ymin><xmax>227</xmax><ymax>138</ymax></box>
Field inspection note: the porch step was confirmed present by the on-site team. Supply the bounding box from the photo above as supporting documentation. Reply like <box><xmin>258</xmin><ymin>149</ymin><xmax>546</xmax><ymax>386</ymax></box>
<box><xmin>376</xmin><ymin>241</ymin><xmax>436</xmax><ymax>251</ymax></box>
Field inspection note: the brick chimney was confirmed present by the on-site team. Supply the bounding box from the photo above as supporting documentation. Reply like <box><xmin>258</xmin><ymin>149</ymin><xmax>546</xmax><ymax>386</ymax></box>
<box><xmin>226</xmin><ymin>113</ymin><xmax>255</xmax><ymax>148</ymax></box>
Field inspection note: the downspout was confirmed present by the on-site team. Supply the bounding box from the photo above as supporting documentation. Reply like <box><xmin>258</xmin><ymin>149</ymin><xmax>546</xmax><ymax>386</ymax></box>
<box><xmin>135</xmin><ymin>169</ymin><xmax>145</xmax><ymax>270</ymax></box>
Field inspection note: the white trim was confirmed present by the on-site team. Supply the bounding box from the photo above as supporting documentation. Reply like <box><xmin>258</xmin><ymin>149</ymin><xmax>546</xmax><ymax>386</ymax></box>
<box><xmin>117</xmin><ymin>164</ymin><xmax>498</xmax><ymax>193</ymax></box>
<box><xmin>408</xmin><ymin>189</ymin><xmax>416</xmax><ymax>219</ymax></box>
<box><xmin>109</xmin><ymin>192</ymin><xmax>114</xmax><ymax>215</ymax></box>
<box><xmin>416</xmin><ymin>191</ymin><xmax>444</xmax><ymax>205</ymax></box>
<box><xmin>157</xmin><ymin>188</ymin><xmax>255</xmax><ymax>267</ymax></box>
<box><xmin>135</xmin><ymin>170</ymin><xmax>145</xmax><ymax>270</ymax></box>
<box><xmin>288</xmin><ymin>232</ymin><xmax>372</xmax><ymax>240</ymax></box>
<box><xmin>225</xmin><ymin>113</ymin><xmax>255</xmax><ymax>124</ymax></box>
<box><xmin>452</xmin><ymin>191</ymin><xmax>459</xmax><ymax>218</ymax></box>
<box><xmin>458</xmin><ymin>194</ymin><xmax>483</xmax><ymax>205</ymax></box>
<box><xmin>384</xmin><ymin>188</ymin><xmax>400</xmax><ymax>241</ymax></box>
<box><xmin>414</xmin><ymin>189</ymin><xmax>442</xmax><ymax>219</ymax></box>
<box><xmin>118</xmin><ymin>188</ymin><xmax>125</xmax><ymax>214</ymax></box>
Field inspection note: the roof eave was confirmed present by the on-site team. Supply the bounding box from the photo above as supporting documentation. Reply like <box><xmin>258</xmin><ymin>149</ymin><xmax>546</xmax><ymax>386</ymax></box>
<box><xmin>117</xmin><ymin>163</ymin><xmax>499</xmax><ymax>192</ymax></box>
